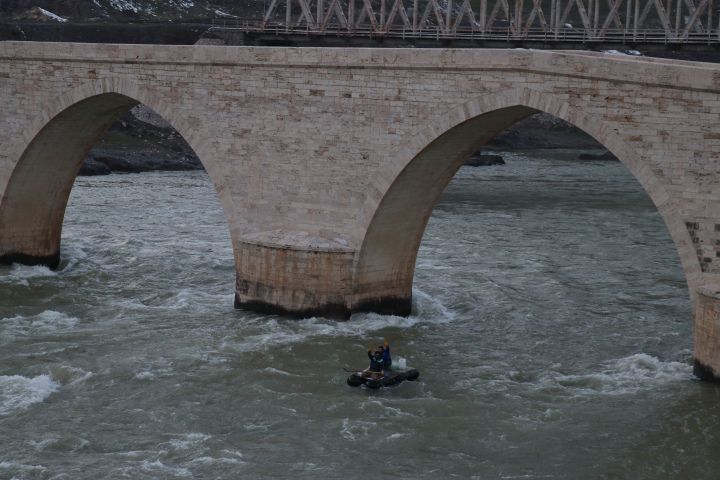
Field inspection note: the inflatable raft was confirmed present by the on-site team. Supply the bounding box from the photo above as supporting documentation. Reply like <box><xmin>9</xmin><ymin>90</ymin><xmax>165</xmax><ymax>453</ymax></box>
<box><xmin>346</xmin><ymin>369</ymin><xmax>420</xmax><ymax>389</ymax></box>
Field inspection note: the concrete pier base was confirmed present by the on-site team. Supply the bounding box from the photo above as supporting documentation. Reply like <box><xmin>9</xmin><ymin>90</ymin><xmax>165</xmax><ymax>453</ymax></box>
<box><xmin>233</xmin><ymin>236</ymin><xmax>356</xmax><ymax>319</ymax></box>
<box><xmin>232</xmin><ymin>235</ymin><xmax>415</xmax><ymax>319</ymax></box>
<box><xmin>350</xmin><ymin>296</ymin><xmax>413</xmax><ymax>317</ymax></box>
<box><xmin>694</xmin><ymin>287</ymin><xmax>720</xmax><ymax>382</ymax></box>
<box><xmin>233</xmin><ymin>292</ymin><xmax>412</xmax><ymax>320</ymax></box>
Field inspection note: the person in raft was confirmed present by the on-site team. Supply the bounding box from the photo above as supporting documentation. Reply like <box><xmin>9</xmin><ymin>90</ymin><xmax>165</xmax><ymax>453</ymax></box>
<box><xmin>367</xmin><ymin>340</ymin><xmax>392</xmax><ymax>375</ymax></box>
<box><xmin>380</xmin><ymin>340</ymin><xmax>392</xmax><ymax>372</ymax></box>
<box><xmin>367</xmin><ymin>348</ymin><xmax>385</xmax><ymax>374</ymax></box>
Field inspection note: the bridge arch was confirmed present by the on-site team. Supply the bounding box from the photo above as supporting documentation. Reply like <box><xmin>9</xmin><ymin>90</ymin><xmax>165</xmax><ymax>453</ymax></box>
<box><xmin>352</xmin><ymin>87</ymin><xmax>698</xmax><ymax>313</ymax></box>
<box><xmin>0</xmin><ymin>80</ymin><xmax>237</xmax><ymax>268</ymax></box>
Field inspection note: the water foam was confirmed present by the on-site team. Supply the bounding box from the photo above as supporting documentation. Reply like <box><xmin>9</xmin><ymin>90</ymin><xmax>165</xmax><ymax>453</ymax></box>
<box><xmin>0</xmin><ymin>462</ymin><xmax>48</xmax><ymax>476</ymax></box>
<box><xmin>58</xmin><ymin>242</ymin><xmax>88</xmax><ymax>272</ymax></box>
<box><xmin>168</xmin><ymin>433</ymin><xmax>211</xmax><ymax>450</ymax></box>
<box><xmin>1</xmin><ymin>264</ymin><xmax>56</xmax><ymax>286</ymax></box>
<box><xmin>263</xmin><ymin>367</ymin><xmax>296</xmax><ymax>376</ymax></box>
<box><xmin>28</xmin><ymin>436</ymin><xmax>60</xmax><ymax>451</ymax></box>
<box><xmin>340</xmin><ymin>418</ymin><xmax>376</xmax><ymax>441</ymax></box>
<box><xmin>189</xmin><ymin>456</ymin><xmax>245</xmax><ymax>466</ymax></box>
<box><xmin>545</xmin><ymin>353</ymin><xmax>693</xmax><ymax>395</ymax></box>
<box><xmin>140</xmin><ymin>460</ymin><xmax>191</xmax><ymax>477</ymax></box>
<box><xmin>117</xmin><ymin>289</ymin><xmax>235</xmax><ymax>312</ymax></box>
<box><xmin>0</xmin><ymin>374</ymin><xmax>59</xmax><ymax>415</ymax></box>
<box><xmin>221</xmin><ymin>288</ymin><xmax>455</xmax><ymax>354</ymax></box>
<box><xmin>1</xmin><ymin>310</ymin><xmax>79</xmax><ymax>340</ymax></box>
<box><xmin>386</xmin><ymin>433</ymin><xmax>408</xmax><ymax>442</ymax></box>
<box><xmin>48</xmin><ymin>365</ymin><xmax>93</xmax><ymax>386</ymax></box>
<box><xmin>134</xmin><ymin>371</ymin><xmax>156</xmax><ymax>380</ymax></box>
<box><xmin>360</xmin><ymin>400</ymin><xmax>415</xmax><ymax>418</ymax></box>
<box><xmin>0</xmin><ymin>242</ymin><xmax>89</xmax><ymax>285</ymax></box>
<box><xmin>411</xmin><ymin>288</ymin><xmax>457</xmax><ymax>323</ymax></box>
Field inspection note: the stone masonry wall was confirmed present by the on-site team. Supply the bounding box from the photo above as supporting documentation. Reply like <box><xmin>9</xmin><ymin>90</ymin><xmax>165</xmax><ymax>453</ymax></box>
<box><xmin>695</xmin><ymin>288</ymin><xmax>720</xmax><ymax>380</ymax></box>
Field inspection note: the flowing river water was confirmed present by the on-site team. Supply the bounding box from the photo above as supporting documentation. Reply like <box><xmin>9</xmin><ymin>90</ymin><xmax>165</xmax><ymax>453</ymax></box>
<box><xmin>2</xmin><ymin>152</ymin><xmax>719</xmax><ymax>479</ymax></box>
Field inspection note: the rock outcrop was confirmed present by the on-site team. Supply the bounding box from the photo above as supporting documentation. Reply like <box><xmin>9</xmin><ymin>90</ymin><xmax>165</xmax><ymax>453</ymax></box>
<box><xmin>80</xmin><ymin>105</ymin><xmax>202</xmax><ymax>176</ymax></box>
<box><xmin>487</xmin><ymin>112</ymin><xmax>600</xmax><ymax>150</ymax></box>
<box><xmin>0</xmin><ymin>1</ymin><xmax>263</xmax><ymax>22</ymax></box>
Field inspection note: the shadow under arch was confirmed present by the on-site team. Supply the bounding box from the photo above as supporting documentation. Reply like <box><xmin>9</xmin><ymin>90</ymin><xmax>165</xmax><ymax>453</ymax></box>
<box><xmin>352</xmin><ymin>87</ymin><xmax>697</xmax><ymax>314</ymax></box>
<box><xmin>0</xmin><ymin>82</ymin><xmax>236</xmax><ymax>270</ymax></box>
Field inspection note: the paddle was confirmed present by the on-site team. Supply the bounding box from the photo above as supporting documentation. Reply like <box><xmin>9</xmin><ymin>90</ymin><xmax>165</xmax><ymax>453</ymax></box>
<box><xmin>344</xmin><ymin>367</ymin><xmax>387</xmax><ymax>379</ymax></box>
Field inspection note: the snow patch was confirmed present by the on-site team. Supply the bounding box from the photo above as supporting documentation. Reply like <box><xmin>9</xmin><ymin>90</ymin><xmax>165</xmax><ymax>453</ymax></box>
<box><xmin>214</xmin><ymin>9</ymin><xmax>236</xmax><ymax>18</ymax></box>
<box><xmin>129</xmin><ymin>105</ymin><xmax>173</xmax><ymax>129</ymax></box>
<box><xmin>603</xmin><ymin>49</ymin><xmax>642</xmax><ymax>57</ymax></box>
<box><xmin>37</xmin><ymin>8</ymin><xmax>68</xmax><ymax>22</ymax></box>
<box><xmin>109</xmin><ymin>0</ymin><xmax>140</xmax><ymax>13</ymax></box>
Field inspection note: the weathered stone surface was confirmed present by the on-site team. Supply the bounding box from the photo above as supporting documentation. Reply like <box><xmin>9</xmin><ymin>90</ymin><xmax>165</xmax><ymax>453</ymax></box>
<box><xmin>1</xmin><ymin>43</ymin><xmax>720</xmax><ymax>375</ymax></box>
<box><xmin>694</xmin><ymin>288</ymin><xmax>720</xmax><ymax>382</ymax></box>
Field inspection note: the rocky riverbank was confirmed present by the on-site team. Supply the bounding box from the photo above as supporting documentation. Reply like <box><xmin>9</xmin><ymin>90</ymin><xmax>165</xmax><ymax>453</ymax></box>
<box><xmin>81</xmin><ymin>106</ymin><xmax>201</xmax><ymax>176</ymax></box>
<box><xmin>469</xmin><ymin>112</ymin><xmax>619</xmax><ymax>165</ymax></box>
<box><xmin>0</xmin><ymin>1</ymin><xmax>263</xmax><ymax>23</ymax></box>
<box><xmin>487</xmin><ymin>112</ymin><xmax>601</xmax><ymax>150</ymax></box>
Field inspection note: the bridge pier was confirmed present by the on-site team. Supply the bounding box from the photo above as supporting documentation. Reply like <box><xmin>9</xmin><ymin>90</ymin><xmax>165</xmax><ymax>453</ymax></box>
<box><xmin>233</xmin><ymin>237</ymin><xmax>356</xmax><ymax>319</ymax></box>
<box><xmin>232</xmin><ymin>237</ymin><xmax>413</xmax><ymax>319</ymax></box>
<box><xmin>694</xmin><ymin>287</ymin><xmax>720</xmax><ymax>382</ymax></box>
<box><xmin>0</xmin><ymin>92</ymin><xmax>138</xmax><ymax>271</ymax></box>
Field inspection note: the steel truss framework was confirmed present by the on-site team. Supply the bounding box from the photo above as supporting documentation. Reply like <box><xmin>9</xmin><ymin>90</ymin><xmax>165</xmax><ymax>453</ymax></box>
<box><xmin>243</xmin><ymin>0</ymin><xmax>720</xmax><ymax>43</ymax></box>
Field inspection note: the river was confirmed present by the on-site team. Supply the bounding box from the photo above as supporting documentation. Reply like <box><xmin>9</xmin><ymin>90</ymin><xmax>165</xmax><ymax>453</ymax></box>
<box><xmin>1</xmin><ymin>152</ymin><xmax>719</xmax><ymax>479</ymax></box>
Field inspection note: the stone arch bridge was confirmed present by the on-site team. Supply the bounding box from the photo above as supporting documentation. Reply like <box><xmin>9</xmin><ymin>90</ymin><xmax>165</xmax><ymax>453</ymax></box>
<box><xmin>2</xmin><ymin>42</ymin><xmax>720</xmax><ymax>379</ymax></box>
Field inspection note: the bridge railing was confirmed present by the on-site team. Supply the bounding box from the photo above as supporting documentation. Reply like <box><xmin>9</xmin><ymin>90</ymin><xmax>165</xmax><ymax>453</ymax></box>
<box><xmin>210</xmin><ymin>22</ymin><xmax>720</xmax><ymax>45</ymax></box>
<box><xmin>211</xmin><ymin>0</ymin><xmax>720</xmax><ymax>44</ymax></box>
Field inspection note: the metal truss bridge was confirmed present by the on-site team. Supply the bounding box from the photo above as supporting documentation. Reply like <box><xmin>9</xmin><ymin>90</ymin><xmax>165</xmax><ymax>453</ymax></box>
<box><xmin>210</xmin><ymin>0</ymin><xmax>720</xmax><ymax>44</ymax></box>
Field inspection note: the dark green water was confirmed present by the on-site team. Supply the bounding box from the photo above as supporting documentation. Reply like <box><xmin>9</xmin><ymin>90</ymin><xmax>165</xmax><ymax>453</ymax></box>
<box><xmin>2</xmin><ymin>153</ymin><xmax>719</xmax><ymax>479</ymax></box>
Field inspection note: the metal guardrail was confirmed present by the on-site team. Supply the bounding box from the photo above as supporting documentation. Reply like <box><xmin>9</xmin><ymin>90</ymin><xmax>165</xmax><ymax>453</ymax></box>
<box><xmin>206</xmin><ymin>0</ymin><xmax>720</xmax><ymax>45</ymax></box>
<box><xmin>208</xmin><ymin>21</ymin><xmax>720</xmax><ymax>44</ymax></box>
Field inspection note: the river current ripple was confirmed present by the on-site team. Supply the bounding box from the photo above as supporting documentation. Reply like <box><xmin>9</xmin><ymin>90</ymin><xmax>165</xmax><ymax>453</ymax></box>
<box><xmin>1</xmin><ymin>152</ymin><xmax>719</xmax><ymax>479</ymax></box>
